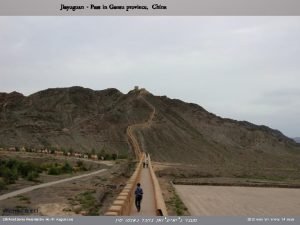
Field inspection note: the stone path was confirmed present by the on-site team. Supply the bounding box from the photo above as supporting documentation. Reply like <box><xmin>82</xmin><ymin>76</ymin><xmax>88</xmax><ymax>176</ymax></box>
<box><xmin>130</xmin><ymin>166</ymin><xmax>156</xmax><ymax>215</ymax></box>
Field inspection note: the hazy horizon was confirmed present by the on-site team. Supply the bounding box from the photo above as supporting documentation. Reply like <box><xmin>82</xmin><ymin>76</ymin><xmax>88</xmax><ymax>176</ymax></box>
<box><xmin>1</xmin><ymin>17</ymin><xmax>300</xmax><ymax>137</ymax></box>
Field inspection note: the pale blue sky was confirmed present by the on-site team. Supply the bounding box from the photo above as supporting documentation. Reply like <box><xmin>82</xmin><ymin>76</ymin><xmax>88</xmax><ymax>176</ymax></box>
<box><xmin>0</xmin><ymin>17</ymin><xmax>300</xmax><ymax>137</ymax></box>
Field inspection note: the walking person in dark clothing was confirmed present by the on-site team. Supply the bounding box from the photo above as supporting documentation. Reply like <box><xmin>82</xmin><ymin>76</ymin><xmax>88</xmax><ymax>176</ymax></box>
<box><xmin>145</xmin><ymin>158</ymin><xmax>149</xmax><ymax>168</ymax></box>
<box><xmin>135</xmin><ymin>183</ymin><xmax>143</xmax><ymax>212</ymax></box>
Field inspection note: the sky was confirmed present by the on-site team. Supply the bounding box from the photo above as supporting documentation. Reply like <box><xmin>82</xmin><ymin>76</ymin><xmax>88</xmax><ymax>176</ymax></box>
<box><xmin>0</xmin><ymin>17</ymin><xmax>300</xmax><ymax>137</ymax></box>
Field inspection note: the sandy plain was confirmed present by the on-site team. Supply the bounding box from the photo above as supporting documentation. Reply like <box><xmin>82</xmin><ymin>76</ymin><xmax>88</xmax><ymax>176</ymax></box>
<box><xmin>174</xmin><ymin>185</ymin><xmax>300</xmax><ymax>216</ymax></box>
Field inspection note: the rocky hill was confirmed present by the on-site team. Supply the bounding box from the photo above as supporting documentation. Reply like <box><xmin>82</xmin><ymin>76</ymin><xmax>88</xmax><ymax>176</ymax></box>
<box><xmin>0</xmin><ymin>87</ymin><xmax>151</xmax><ymax>156</ymax></box>
<box><xmin>1</xmin><ymin>87</ymin><xmax>299</xmax><ymax>179</ymax></box>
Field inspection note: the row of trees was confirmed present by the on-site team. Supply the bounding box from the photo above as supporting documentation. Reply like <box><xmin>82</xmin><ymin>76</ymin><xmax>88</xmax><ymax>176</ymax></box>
<box><xmin>0</xmin><ymin>159</ymin><xmax>41</xmax><ymax>189</ymax></box>
<box><xmin>0</xmin><ymin>159</ymin><xmax>88</xmax><ymax>190</ymax></box>
<box><xmin>47</xmin><ymin>161</ymin><xmax>88</xmax><ymax>175</ymax></box>
<box><xmin>1</xmin><ymin>146</ymin><xmax>128</xmax><ymax>161</ymax></box>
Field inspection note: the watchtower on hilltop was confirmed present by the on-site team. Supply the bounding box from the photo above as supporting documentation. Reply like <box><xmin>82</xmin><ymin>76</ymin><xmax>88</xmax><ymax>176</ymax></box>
<box><xmin>133</xmin><ymin>86</ymin><xmax>147</xmax><ymax>94</ymax></box>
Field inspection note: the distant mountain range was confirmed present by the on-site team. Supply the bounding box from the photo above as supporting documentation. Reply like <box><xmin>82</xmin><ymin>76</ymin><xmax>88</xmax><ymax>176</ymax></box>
<box><xmin>1</xmin><ymin>86</ymin><xmax>300</xmax><ymax>179</ymax></box>
<box><xmin>294</xmin><ymin>137</ymin><xmax>300</xmax><ymax>143</ymax></box>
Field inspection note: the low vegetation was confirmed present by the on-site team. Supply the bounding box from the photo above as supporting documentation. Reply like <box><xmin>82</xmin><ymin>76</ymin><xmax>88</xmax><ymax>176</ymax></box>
<box><xmin>0</xmin><ymin>146</ymin><xmax>128</xmax><ymax>161</ymax></box>
<box><xmin>0</xmin><ymin>159</ymin><xmax>42</xmax><ymax>187</ymax></box>
<box><xmin>167</xmin><ymin>192</ymin><xmax>188</xmax><ymax>216</ymax></box>
<box><xmin>70</xmin><ymin>190</ymin><xmax>101</xmax><ymax>215</ymax></box>
<box><xmin>0</xmin><ymin>158</ymin><xmax>89</xmax><ymax>190</ymax></box>
<box><xmin>47</xmin><ymin>162</ymin><xmax>71</xmax><ymax>175</ymax></box>
<box><xmin>162</xmin><ymin>179</ymin><xmax>189</xmax><ymax>216</ymax></box>
<box><xmin>16</xmin><ymin>195</ymin><xmax>31</xmax><ymax>204</ymax></box>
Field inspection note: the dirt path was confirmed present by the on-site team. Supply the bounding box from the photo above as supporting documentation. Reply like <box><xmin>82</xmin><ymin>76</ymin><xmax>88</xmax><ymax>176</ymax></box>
<box><xmin>126</xmin><ymin>93</ymin><xmax>157</xmax><ymax>216</ymax></box>
<box><xmin>175</xmin><ymin>185</ymin><xmax>300</xmax><ymax>216</ymax></box>
<box><xmin>77</xmin><ymin>157</ymin><xmax>114</xmax><ymax>166</ymax></box>
<box><xmin>0</xmin><ymin>169</ymin><xmax>107</xmax><ymax>201</ymax></box>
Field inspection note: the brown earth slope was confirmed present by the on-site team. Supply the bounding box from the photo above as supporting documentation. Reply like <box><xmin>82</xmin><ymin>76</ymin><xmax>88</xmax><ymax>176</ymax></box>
<box><xmin>0</xmin><ymin>87</ymin><xmax>300</xmax><ymax>180</ymax></box>
<box><xmin>0</xmin><ymin>87</ymin><xmax>151</xmax><ymax>157</ymax></box>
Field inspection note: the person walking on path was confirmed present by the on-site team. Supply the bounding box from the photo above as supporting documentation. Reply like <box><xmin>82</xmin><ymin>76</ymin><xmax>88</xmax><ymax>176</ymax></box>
<box><xmin>145</xmin><ymin>157</ymin><xmax>149</xmax><ymax>168</ymax></box>
<box><xmin>144</xmin><ymin>155</ymin><xmax>149</xmax><ymax>168</ymax></box>
<box><xmin>135</xmin><ymin>183</ymin><xmax>143</xmax><ymax>212</ymax></box>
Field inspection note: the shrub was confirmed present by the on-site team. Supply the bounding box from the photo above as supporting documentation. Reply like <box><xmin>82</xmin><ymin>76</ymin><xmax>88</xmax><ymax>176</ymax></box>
<box><xmin>62</xmin><ymin>162</ymin><xmax>73</xmax><ymax>173</ymax></box>
<box><xmin>76</xmin><ymin>191</ymin><xmax>100</xmax><ymax>215</ymax></box>
<box><xmin>0</xmin><ymin>178</ymin><xmax>7</xmax><ymax>190</ymax></box>
<box><xmin>76</xmin><ymin>160</ymin><xmax>83</xmax><ymax>167</ymax></box>
<box><xmin>6</xmin><ymin>159</ymin><xmax>19</xmax><ymax>169</ymax></box>
<box><xmin>104</xmin><ymin>154</ymin><xmax>112</xmax><ymax>160</ymax></box>
<box><xmin>118</xmin><ymin>154</ymin><xmax>128</xmax><ymax>159</ymax></box>
<box><xmin>26</xmin><ymin>171</ymin><xmax>39</xmax><ymax>181</ymax></box>
<box><xmin>48</xmin><ymin>166</ymin><xmax>61</xmax><ymax>175</ymax></box>
<box><xmin>3</xmin><ymin>168</ymin><xmax>18</xmax><ymax>184</ymax></box>
<box><xmin>76</xmin><ymin>160</ymin><xmax>87</xmax><ymax>171</ymax></box>
<box><xmin>111</xmin><ymin>153</ymin><xmax>117</xmax><ymax>160</ymax></box>
<box><xmin>19</xmin><ymin>162</ymin><xmax>36</xmax><ymax>178</ymax></box>
<box><xmin>0</xmin><ymin>159</ymin><xmax>42</xmax><ymax>184</ymax></box>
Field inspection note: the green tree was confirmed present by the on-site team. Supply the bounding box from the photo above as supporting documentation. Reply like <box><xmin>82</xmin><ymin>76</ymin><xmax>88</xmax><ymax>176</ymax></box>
<box><xmin>6</xmin><ymin>159</ymin><xmax>18</xmax><ymax>169</ymax></box>
<box><xmin>104</xmin><ymin>154</ymin><xmax>111</xmax><ymax>160</ymax></box>
<box><xmin>48</xmin><ymin>166</ymin><xmax>60</xmax><ymax>175</ymax></box>
<box><xmin>0</xmin><ymin>178</ymin><xmax>6</xmax><ymax>190</ymax></box>
<box><xmin>2</xmin><ymin>167</ymin><xmax>18</xmax><ymax>184</ymax></box>
<box><xmin>19</xmin><ymin>162</ymin><xmax>35</xmax><ymax>178</ymax></box>
<box><xmin>26</xmin><ymin>171</ymin><xmax>39</xmax><ymax>181</ymax></box>
<box><xmin>62</xmin><ymin>162</ymin><xmax>72</xmax><ymax>173</ymax></box>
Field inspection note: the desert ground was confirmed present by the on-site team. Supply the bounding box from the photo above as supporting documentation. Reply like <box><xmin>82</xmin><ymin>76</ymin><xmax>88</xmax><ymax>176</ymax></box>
<box><xmin>0</xmin><ymin>151</ymin><xmax>136</xmax><ymax>215</ymax></box>
<box><xmin>174</xmin><ymin>185</ymin><xmax>300</xmax><ymax>216</ymax></box>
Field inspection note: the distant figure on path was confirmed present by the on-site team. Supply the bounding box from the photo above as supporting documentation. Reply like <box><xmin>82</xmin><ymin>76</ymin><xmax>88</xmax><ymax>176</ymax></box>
<box><xmin>135</xmin><ymin>183</ymin><xmax>143</xmax><ymax>212</ymax></box>
<box><xmin>143</xmin><ymin>157</ymin><xmax>147</xmax><ymax>168</ymax></box>
<box><xmin>145</xmin><ymin>157</ymin><xmax>149</xmax><ymax>168</ymax></box>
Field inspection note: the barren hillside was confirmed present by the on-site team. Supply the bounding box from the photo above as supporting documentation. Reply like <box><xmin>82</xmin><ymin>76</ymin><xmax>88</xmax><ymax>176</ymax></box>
<box><xmin>1</xmin><ymin>86</ymin><xmax>300</xmax><ymax>179</ymax></box>
<box><xmin>0</xmin><ymin>87</ymin><xmax>151</xmax><ymax>156</ymax></box>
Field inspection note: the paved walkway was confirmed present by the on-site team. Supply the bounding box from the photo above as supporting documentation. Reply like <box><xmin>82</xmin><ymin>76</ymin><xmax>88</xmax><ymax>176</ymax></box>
<box><xmin>130</xmin><ymin>166</ymin><xmax>156</xmax><ymax>216</ymax></box>
<box><xmin>127</xmin><ymin>93</ymin><xmax>157</xmax><ymax>216</ymax></box>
